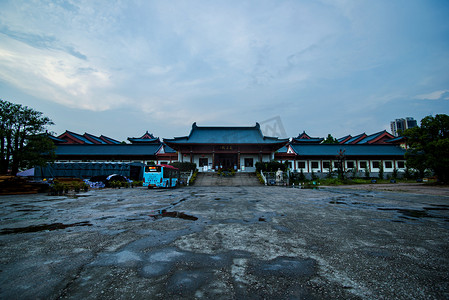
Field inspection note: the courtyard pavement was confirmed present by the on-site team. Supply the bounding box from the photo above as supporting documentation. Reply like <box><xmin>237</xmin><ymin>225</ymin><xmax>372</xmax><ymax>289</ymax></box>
<box><xmin>0</xmin><ymin>186</ymin><xmax>448</xmax><ymax>299</ymax></box>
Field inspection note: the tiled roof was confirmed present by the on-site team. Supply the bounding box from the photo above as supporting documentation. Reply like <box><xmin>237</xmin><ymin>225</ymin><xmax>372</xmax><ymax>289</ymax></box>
<box><xmin>293</xmin><ymin>131</ymin><xmax>323</xmax><ymax>143</ymax></box>
<box><xmin>100</xmin><ymin>135</ymin><xmax>121</xmax><ymax>144</ymax></box>
<box><xmin>276</xmin><ymin>146</ymin><xmax>288</xmax><ymax>153</ymax></box>
<box><xmin>296</xmin><ymin>131</ymin><xmax>312</xmax><ymax>139</ymax></box>
<box><xmin>344</xmin><ymin>133</ymin><xmax>366</xmax><ymax>144</ymax></box>
<box><xmin>337</xmin><ymin>135</ymin><xmax>352</xmax><ymax>143</ymax></box>
<box><xmin>55</xmin><ymin>144</ymin><xmax>162</xmax><ymax>156</ymax></box>
<box><xmin>289</xmin><ymin>144</ymin><xmax>406</xmax><ymax>156</ymax></box>
<box><xmin>128</xmin><ymin>131</ymin><xmax>160</xmax><ymax>143</ymax></box>
<box><xmin>163</xmin><ymin>144</ymin><xmax>177</xmax><ymax>153</ymax></box>
<box><xmin>65</xmin><ymin>131</ymin><xmax>94</xmax><ymax>144</ymax></box>
<box><xmin>357</xmin><ymin>130</ymin><xmax>393</xmax><ymax>144</ymax></box>
<box><xmin>292</xmin><ymin>137</ymin><xmax>324</xmax><ymax>143</ymax></box>
<box><xmin>128</xmin><ymin>138</ymin><xmax>160</xmax><ymax>143</ymax></box>
<box><xmin>56</xmin><ymin>131</ymin><xmax>121</xmax><ymax>145</ymax></box>
<box><xmin>47</xmin><ymin>134</ymin><xmax>67</xmax><ymax>143</ymax></box>
<box><xmin>164</xmin><ymin>123</ymin><xmax>289</xmax><ymax>144</ymax></box>
<box><xmin>84</xmin><ymin>133</ymin><xmax>108</xmax><ymax>144</ymax></box>
<box><xmin>385</xmin><ymin>136</ymin><xmax>406</xmax><ymax>143</ymax></box>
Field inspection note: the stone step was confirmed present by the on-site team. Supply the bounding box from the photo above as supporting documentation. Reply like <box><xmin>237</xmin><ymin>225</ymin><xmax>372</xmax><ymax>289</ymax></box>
<box><xmin>194</xmin><ymin>172</ymin><xmax>261</xmax><ymax>186</ymax></box>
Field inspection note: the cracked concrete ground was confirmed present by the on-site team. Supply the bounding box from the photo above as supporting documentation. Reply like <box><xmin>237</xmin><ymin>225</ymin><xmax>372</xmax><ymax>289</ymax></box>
<box><xmin>0</xmin><ymin>186</ymin><xmax>448</xmax><ymax>299</ymax></box>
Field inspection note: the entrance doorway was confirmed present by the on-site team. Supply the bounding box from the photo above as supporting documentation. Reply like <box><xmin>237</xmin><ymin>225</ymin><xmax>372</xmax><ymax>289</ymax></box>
<box><xmin>215</xmin><ymin>153</ymin><xmax>238</xmax><ymax>169</ymax></box>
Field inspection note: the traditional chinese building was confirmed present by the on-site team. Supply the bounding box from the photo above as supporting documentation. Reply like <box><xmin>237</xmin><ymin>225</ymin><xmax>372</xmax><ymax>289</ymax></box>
<box><xmin>49</xmin><ymin>131</ymin><xmax>177</xmax><ymax>164</ymax></box>
<box><xmin>46</xmin><ymin>126</ymin><xmax>407</xmax><ymax>178</ymax></box>
<box><xmin>275</xmin><ymin>130</ymin><xmax>407</xmax><ymax>177</ymax></box>
<box><xmin>163</xmin><ymin>123</ymin><xmax>289</xmax><ymax>172</ymax></box>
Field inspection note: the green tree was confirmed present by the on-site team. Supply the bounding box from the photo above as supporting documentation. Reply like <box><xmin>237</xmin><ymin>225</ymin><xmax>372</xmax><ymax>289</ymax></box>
<box><xmin>169</xmin><ymin>161</ymin><xmax>197</xmax><ymax>172</ymax></box>
<box><xmin>255</xmin><ymin>161</ymin><xmax>287</xmax><ymax>172</ymax></box>
<box><xmin>335</xmin><ymin>149</ymin><xmax>346</xmax><ymax>180</ymax></box>
<box><xmin>322</xmin><ymin>134</ymin><xmax>339</xmax><ymax>144</ymax></box>
<box><xmin>378</xmin><ymin>163</ymin><xmax>384</xmax><ymax>180</ymax></box>
<box><xmin>0</xmin><ymin>99</ymin><xmax>55</xmax><ymax>175</ymax></box>
<box><xmin>403</xmin><ymin>114</ymin><xmax>449</xmax><ymax>183</ymax></box>
<box><xmin>364</xmin><ymin>165</ymin><xmax>370</xmax><ymax>179</ymax></box>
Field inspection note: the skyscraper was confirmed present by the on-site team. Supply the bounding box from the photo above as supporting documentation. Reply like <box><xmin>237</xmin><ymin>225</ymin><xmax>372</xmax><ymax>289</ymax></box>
<box><xmin>390</xmin><ymin>117</ymin><xmax>418</xmax><ymax>136</ymax></box>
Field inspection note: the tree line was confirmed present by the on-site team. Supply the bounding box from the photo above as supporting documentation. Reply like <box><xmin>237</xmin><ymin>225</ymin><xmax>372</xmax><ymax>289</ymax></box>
<box><xmin>403</xmin><ymin>114</ymin><xmax>449</xmax><ymax>183</ymax></box>
<box><xmin>0</xmin><ymin>99</ymin><xmax>55</xmax><ymax>175</ymax></box>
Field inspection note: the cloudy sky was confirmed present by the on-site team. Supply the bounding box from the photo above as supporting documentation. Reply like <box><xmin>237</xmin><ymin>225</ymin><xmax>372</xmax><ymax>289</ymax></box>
<box><xmin>1</xmin><ymin>0</ymin><xmax>448</xmax><ymax>142</ymax></box>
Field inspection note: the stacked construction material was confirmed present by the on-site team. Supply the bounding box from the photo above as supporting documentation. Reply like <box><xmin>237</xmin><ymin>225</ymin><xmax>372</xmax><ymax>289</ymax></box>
<box><xmin>0</xmin><ymin>176</ymin><xmax>41</xmax><ymax>195</ymax></box>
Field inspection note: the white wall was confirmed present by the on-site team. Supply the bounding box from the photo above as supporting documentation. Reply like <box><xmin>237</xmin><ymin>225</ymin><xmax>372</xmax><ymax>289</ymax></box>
<box><xmin>240</xmin><ymin>154</ymin><xmax>258</xmax><ymax>172</ymax></box>
<box><xmin>192</xmin><ymin>155</ymin><xmax>214</xmax><ymax>172</ymax></box>
<box><xmin>283</xmin><ymin>158</ymin><xmax>407</xmax><ymax>173</ymax></box>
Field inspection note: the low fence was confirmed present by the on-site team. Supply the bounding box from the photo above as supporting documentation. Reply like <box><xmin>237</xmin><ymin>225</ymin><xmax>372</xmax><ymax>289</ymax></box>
<box><xmin>179</xmin><ymin>171</ymin><xmax>191</xmax><ymax>186</ymax></box>
<box><xmin>263</xmin><ymin>171</ymin><xmax>289</xmax><ymax>186</ymax></box>
<box><xmin>34</xmin><ymin>162</ymin><xmax>144</xmax><ymax>181</ymax></box>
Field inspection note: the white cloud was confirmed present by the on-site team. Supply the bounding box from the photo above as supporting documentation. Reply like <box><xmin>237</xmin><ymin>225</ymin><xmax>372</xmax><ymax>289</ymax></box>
<box><xmin>0</xmin><ymin>34</ymin><xmax>128</xmax><ymax>110</ymax></box>
<box><xmin>415</xmin><ymin>90</ymin><xmax>449</xmax><ymax>100</ymax></box>
<box><xmin>1</xmin><ymin>0</ymin><xmax>448</xmax><ymax>139</ymax></box>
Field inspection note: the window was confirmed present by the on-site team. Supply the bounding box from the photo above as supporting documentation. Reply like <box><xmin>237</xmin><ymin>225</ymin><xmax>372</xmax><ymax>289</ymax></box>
<box><xmin>199</xmin><ymin>158</ymin><xmax>208</xmax><ymax>167</ymax></box>
<box><xmin>145</xmin><ymin>166</ymin><xmax>161</xmax><ymax>172</ymax></box>
<box><xmin>160</xmin><ymin>161</ymin><xmax>168</xmax><ymax>165</ymax></box>
<box><xmin>385</xmin><ymin>161</ymin><xmax>392</xmax><ymax>169</ymax></box>
<box><xmin>323</xmin><ymin>161</ymin><xmax>330</xmax><ymax>169</ymax></box>
<box><xmin>360</xmin><ymin>161</ymin><xmax>367</xmax><ymax>169</ymax></box>
<box><xmin>311</xmin><ymin>161</ymin><xmax>319</xmax><ymax>169</ymax></box>
<box><xmin>347</xmin><ymin>161</ymin><xmax>355</xmax><ymax>169</ymax></box>
<box><xmin>298</xmin><ymin>161</ymin><xmax>306</xmax><ymax>169</ymax></box>
<box><xmin>244</xmin><ymin>158</ymin><xmax>253</xmax><ymax>167</ymax></box>
<box><xmin>372</xmin><ymin>161</ymin><xmax>380</xmax><ymax>169</ymax></box>
<box><xmin>286</xmin><ymin>161</ymin><xmax>292</xmax><ymax>168</ymax></box>
<box><xmin>397</xmin><ymin>161</ymin><xmax>405</xmax><ymax>168</ymax></box>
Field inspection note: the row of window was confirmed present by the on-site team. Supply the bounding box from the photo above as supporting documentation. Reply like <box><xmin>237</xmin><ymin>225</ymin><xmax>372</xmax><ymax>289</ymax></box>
<box><xmin>292</xmin><ymin>160</ymin><xmax>405</xmax><ymax>170</ymax></box>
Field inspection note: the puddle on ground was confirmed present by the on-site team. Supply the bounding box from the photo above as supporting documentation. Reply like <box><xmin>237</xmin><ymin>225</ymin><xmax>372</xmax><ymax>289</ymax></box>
<box><xmin>0</xmin><ymin>221</ymin><xmax>92</xmax><ymax>234</ymax></box>
<box><xmin>249</xmin><ymin>256</ymin><xmax>316</xmax><ymax>278</ymax></box>
<box><xmin>272</xmin><ymin>225</ymin><xmax>291</xmax><ymax>233</ymax></box>
<box><xmin>423</xmin><ymin>206</ymin><xmax>449</xmax><ymax>211</ymax></box>
<box><xmin>166</xmin><ymin>270</ymin><xmax>211</xmax><ymax>294</ymax></box>
<box><xmin>378</xmin><ymin>207</ymin><xmax>449</xmax><ymax>222</ymax></box>
<box><xmin>149</xmin><ymin>210</ymin><xmax>198</xmax><ymax>221</ymax></box>
<box><xmin>329</xmin><ymin>201</ymin><xmax>347</xmax><ymax>205</ymax></box>
<box><xmin>378</xmin><ymin>208</ymin><xmax>430</xmax><ymax>219</ymax></box>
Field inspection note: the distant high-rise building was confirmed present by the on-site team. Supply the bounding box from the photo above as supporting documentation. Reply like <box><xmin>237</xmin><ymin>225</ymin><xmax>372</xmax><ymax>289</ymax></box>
<box><xmin>390</xmin><ymin>117</ymin><xmax>418</xmax><ymax>136</ymax></box>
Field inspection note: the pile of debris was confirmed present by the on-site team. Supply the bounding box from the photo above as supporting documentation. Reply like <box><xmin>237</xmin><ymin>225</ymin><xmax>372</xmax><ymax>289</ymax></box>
<box><xmin>0</xmin><ymin>176</ymin><xmax>47</xmax><ymax>195</ymax></box>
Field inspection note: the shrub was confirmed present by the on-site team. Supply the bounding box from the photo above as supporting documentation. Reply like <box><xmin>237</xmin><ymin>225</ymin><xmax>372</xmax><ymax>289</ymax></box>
<box><xmin>326</xmin><ymin>166</ymin><xmax>335</xmax><ymax>179</ymax></box>
<box><xmin>403</xmin><ymin>167</ymin><xmax>412</xmax><ymax>179</ymax></box>
<box><xmin>298</xmin><ymin>169</ymin><xmax>306</xmax><ymax>181</ymax></box>
<box><xmin>255</xmin><ymin>161</ymin><xmax>287</xmax><ymax>172</ymax></box>
<box><xmin>351</xmin><ymin>178</ymin><xmax>369</xmax><ymax>184</ymax></box>
<box><xmin>132</xmin><ymin>181</ymin><xmax>142</xmax><ymax>187</ymax></box>
<box><xmin>378</xmin><ymin>164</ymin><xmax>384</xmax><ymax>180</ymax></box>
<box><xmin>392</xmin><ymin>168</ymin><xmax>398</xmax><ymax>179</ymax></box>
<box><xmin>364</xmin><ymin>166</ymin><xmax>370</xmax><ymax>179</ymax></box>
<box><xmin>169</xmin><ymin>162</ymin><xmax>197</xmax><ymax>172</ymax></box>
<box><xmin>189</xmin><ymin>170</ymin><xmax>198</xmax><ymax>185</ymax></box>
<box><xmin>256</xmin><ymin>171</ymin><xmax>265</xmax><ymax>184</ymax></box>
